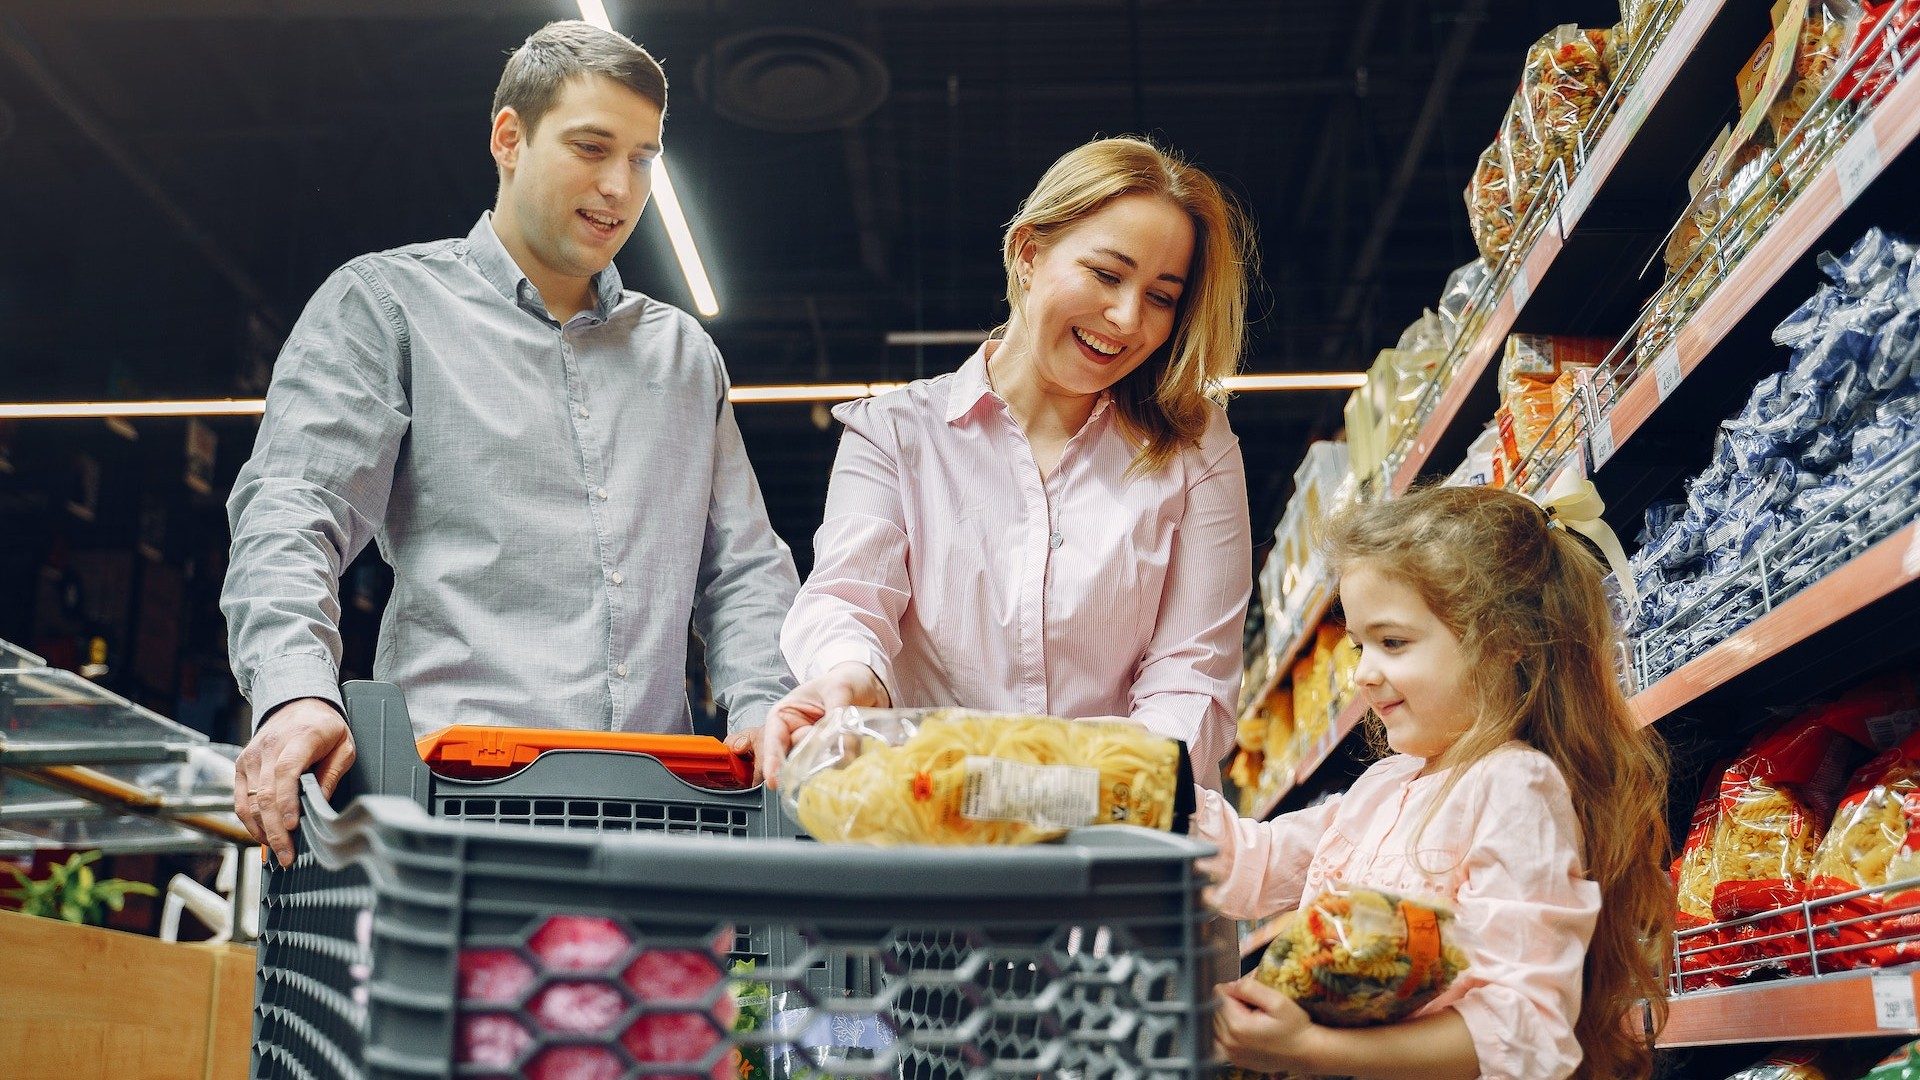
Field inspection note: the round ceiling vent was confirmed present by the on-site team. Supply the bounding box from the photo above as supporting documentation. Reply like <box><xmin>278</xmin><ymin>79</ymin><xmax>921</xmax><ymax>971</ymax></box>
<box><xmin>696</xmin><ymin>27</ymin><xmax>889</xmax><ymax>134</ymax></box>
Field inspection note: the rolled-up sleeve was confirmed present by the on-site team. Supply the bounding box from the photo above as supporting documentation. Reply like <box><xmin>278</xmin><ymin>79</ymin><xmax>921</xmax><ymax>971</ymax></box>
<box><xmin>780</xmin><ymin>400</ymin><xmax>911</xmax><ymax>701</ymax></box>
<box><xmin>1128</xmin><ymin>423</ymin><xmax>1251</xmax><ymax>789</ymax></box>
<box><xmin>1446</xmin><ymin>755</ymin><xmax>1601</xmax><ymax>1080</ymax></box>
<box><xmin>221</xmin><ymin>262</ymin><xmax>411</xmax><ymax>726</ymax></box>
<box><xmin>692</xmin><ymin>348</ymin><xmax>802</xmax><ymax>734</ymax></box>
<box><xmin>1190</xmin><ymin>787</ymin><xmax>1340</xmax><ymax>920</ymax></box>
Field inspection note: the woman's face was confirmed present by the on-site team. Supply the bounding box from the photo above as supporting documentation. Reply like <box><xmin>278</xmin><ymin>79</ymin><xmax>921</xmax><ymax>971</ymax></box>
<box><xmin>1010</xmin><ymin>193</ymin><xmax>1195</xmax><ymax>398</ymax></box>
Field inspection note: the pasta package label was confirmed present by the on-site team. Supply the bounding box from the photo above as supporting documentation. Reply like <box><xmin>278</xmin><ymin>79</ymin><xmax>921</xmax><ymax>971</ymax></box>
<box><xmin>1252</xmin><ymin>885</ymin><xmax>1468</xmax><ymax>1028</ymax></box>
<box><xmin>960</xmin><ymin>757</ymin><xmax>1100</xmax><ymax>829</ymax></box>
<box><xmin>781</xmin><ymin>707</ymin><xmax>1188</xmax><ymax>846</ymax></box>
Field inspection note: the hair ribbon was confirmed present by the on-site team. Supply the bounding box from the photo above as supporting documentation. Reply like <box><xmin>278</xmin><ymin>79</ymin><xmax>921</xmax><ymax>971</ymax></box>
<box><xmin>1532</xmin><ymin>471</ymin><xmax>1637</xmax><ymax>605</ymax></box>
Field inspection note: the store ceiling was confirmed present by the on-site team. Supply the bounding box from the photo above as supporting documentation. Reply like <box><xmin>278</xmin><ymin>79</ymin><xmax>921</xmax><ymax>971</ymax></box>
<box><xmin>0</xmin><ymin>0</ymin><xmax>1625</xmax><ymax>572</ymax></box>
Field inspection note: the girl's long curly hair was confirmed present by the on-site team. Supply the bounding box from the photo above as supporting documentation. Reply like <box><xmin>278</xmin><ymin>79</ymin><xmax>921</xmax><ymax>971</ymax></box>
<box><xmin>1325</xmin><ymin>484</ymin><xmax>1670</xmax><ymax>1080</ymax></box>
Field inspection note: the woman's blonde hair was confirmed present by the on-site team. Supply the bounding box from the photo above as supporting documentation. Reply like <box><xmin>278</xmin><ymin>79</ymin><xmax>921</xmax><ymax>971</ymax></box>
<box><xmin>999</xmin><ymin>135</ymin><xmax>1256</xmax><ymax>475</ymax></box>
<box><xmin>1325</xmin><ymin>484</ymin><xmax>1671</xmax><ymax>1080</ymax></box>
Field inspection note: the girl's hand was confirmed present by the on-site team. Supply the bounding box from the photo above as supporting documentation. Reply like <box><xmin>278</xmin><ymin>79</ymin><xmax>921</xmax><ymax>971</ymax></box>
<box><xmin>1213</xmin><ymin>976</ymin><xmax>1321</xmax><ymax>1074</ymax></box>
<box><xmin>759</xmin><ymin>662</ymin><xmax>890</xmax><ymax>787</ymax></box>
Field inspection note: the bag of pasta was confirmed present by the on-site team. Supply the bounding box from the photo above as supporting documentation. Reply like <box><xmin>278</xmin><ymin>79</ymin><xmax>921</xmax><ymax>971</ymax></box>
<box><xmin>1806</xmin><ymin>728</ymin><xmax>1920</xmax><ymax>968</ymax></box>
<box><xmin>1251</xmin><ymin>885</ymin><xmax>1469</xmax><ymax>1027</ymax></box>
<box><xmin>779</xmin><ymin>707</ymin><xmax>1193</xmax><ymax>846</ymax></box>
<box><xmin>1708</xmin><ymin>694</ymin><xmax>1889</xmax><ymax>977</ymax></box>
<box><xmin>1521</xmin><ymin>26</ymin><xmax>1614</xmax><ymax>176</ymax></box>
<box><xmin>1767</xmin><ymin>0</ymin><xmax>1861</xmax><ymax>147</ymax></box>
<box><xmin>1673</xmin><ymin>771</ymin><xmax>1744</xmax><ymax>990</ymax></box>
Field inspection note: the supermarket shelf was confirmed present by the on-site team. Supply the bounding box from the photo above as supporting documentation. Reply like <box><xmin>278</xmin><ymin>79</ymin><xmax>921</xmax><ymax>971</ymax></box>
<box><xmin>1589</xmin><ymin>72</ymin><xmax>1920</xmax><ymax>478</ymax></box>
<box><xmin>1630</xmin><ymin>519</ymin><xmax>1920</xmax><ymax>728</ymax></box>
<box><xmin>1387</xmin><ymin>0</ymin><xmax>1750</xmax><ymax>492</ymax></box>
<box><xmin>1657</xmin><ymin>966</ymin><xmax>1920</xmax><ymax>1047</ymax></box>
<box><xmin>1249</xmin><ymin>696</ymin><xmax>1370</xmax><ymax>821</ymax></box>
<box><xmin>1236</xmin><ymin>583</ymin><xmax>1335</xmax><ymax>727</ymax></box>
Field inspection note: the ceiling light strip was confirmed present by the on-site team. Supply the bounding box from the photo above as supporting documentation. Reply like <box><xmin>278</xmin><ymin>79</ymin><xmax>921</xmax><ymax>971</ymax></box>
<box><xmin>572</xmin><ymin>1</ymin><xmax>720</xmax><ymax>318</ymax></box>
<box><xmin>650</xmin><ymin>158</ymin><xmax>720</xmax><ymax>318</ymax></box>
<box><xmin>0</xmin><ymin>374</ymin><xmax>1366</xmax><ymax>420</ymax></box>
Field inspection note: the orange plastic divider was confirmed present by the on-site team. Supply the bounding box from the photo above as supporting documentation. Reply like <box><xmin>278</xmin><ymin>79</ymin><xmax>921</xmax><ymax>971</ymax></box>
<box><xmin>416</xmin><ymin>725</ymin><xmax>754</xmax><ymax>789</ymax></box>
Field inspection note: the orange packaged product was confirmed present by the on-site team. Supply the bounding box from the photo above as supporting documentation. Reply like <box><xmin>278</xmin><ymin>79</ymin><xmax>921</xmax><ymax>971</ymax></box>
<box><xmin>418</xmin><ymin>725</ymin><xmax>755</xmax><ymax>789</ymax></box>
<box><xmin>1522</xmin><ymin>26</ymin><xmax>1615</xmax><ymax>176</ymax></box>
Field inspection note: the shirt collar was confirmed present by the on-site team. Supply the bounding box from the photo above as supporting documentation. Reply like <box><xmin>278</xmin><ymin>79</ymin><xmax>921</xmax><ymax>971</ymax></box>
<box><xmin>945</xmin><ymin>339</ymin><xmax>1116</xmax><ymax>429</ymax></box>
<box><xmin>467</xmin><ymin>211</ymin><xmax>625</xmax><ymax>322</ymax></box>
<box><xmin>944</xmin><ymin>344</ymin><xmax>998</xmax><ymax>424</ymax></box>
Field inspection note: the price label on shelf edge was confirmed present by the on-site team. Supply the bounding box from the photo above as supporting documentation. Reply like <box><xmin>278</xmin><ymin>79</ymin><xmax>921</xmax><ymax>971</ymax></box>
<box><xmin>1589</xmin><ymin>413</ymin><xmax>1617</xmax><ymax>471</ymax></box>
<box><xmin>1512</xmin><ymin>266</ymin><xmax>1532</xmax><ymax>310</ymax></box>
<box><xmin>1654</xmin><ymin>345</ymin><xmax>1683</xmax><ymax>402</ymax></box>
<box><xmin>1836</xmin><ymin>127</ymin><xmax>1883</xmax><ymax>208</ymax></box>
<box><xmin>1874</xmin><ymin>971</ymin><xmax>1918</xmax><ymax>1030</ymax></box>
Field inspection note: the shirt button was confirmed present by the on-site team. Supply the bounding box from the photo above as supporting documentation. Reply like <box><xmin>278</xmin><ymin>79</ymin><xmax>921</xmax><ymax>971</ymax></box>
<box><xmin>614</xmin><ymin>663</ymin><xmax>628</xmax><ymax>678</ymax></box>
<box><xmin>595</xmin><ymin>487</ymin><xmax>609</xmax><ymax>500</ymax></box>
<box><xmin>610</xmin><ymin>571</ymin><xmax>624</xmax><ymax>585</ymax></box>
<box><xmin>577</xmin><ymin>404</ymin><xmax>590</xmax><ymax>419</ymax></box>
<box><xmin>1049</xmin><ymin>533</ymin><xmax>1063</xmax><ymax>550</ymax></box>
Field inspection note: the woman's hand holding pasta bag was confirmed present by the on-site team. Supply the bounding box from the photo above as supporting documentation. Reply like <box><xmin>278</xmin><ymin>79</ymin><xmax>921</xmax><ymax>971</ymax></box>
<box><xmin>1214</xmin><ymin>975</ymin><xmax>1321</xmax><ymax>1074</ymax></box>
<box><xmin>760</xmin><ymin>661</ymin><xmax>890</xmax><ymax>787</ymax></box>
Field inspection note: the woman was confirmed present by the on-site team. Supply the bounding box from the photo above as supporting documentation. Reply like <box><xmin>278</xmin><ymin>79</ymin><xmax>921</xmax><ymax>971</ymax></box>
<box><xmin>762</xmin><ymin>135</ymin><xmax>1256</xmax><ymax>790</ymax></box>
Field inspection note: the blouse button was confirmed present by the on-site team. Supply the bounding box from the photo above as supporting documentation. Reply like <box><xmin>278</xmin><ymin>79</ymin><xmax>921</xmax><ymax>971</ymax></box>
<box><xmin>1048</xmin><ymin>533</ymin><xmax>1063</xmax><ymax>550</ymax></box>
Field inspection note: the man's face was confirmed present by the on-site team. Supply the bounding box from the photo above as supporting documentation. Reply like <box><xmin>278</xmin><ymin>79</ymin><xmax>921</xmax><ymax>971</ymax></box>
<box><xmin>492</xmin><ymin>74</ymin><xmax>662</xmax><ymax>287</ymax></box>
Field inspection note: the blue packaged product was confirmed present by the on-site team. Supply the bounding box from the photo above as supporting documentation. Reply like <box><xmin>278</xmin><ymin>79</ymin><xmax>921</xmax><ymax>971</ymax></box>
<box><xmin>1869</xmin><ymin>308</ymin><xmax>1920</xmax><ymax>391</ymax></box>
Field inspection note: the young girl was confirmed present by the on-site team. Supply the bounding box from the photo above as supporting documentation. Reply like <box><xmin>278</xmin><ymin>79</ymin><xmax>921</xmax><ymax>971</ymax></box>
<box><xmin>1203</xmin><ymin>484</ymin><xmax>1671</xmax><ymax>1080</ymax></box>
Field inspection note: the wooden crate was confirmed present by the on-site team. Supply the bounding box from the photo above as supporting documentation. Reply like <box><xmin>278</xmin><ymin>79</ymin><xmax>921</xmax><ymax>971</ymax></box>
<box><xmin>0</xmin><ymin>909</ymin><xmax>252</xmax><ymax>1080</ymax></box>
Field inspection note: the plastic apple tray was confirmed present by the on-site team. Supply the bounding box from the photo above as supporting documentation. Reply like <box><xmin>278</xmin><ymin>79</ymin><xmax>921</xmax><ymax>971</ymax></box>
<box><xmin>250</xmin><ymin>681</ymin><xmax>1222</xmax><ymax>1080</ymax></box>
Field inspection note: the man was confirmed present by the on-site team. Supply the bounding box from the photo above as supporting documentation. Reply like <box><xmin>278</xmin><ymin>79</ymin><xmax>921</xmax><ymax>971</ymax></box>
<box><xmin>223</xmin><ymin>21</ymin><xmax>798</xmax><ymax>866</ymax></box>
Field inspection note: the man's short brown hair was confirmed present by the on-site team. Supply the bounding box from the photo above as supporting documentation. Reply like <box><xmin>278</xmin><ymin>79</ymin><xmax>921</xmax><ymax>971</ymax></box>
<box><xmin>493</xmin><ymin>20</ymin><xmax>667</xmax><ymax>134</ymax></box>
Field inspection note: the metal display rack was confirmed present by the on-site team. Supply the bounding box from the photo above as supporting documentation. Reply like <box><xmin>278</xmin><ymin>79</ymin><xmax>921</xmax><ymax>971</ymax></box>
<box><xmin>0</xmin><ymin>638</ymin><xmax>247</xmax><ymax>855</ymax></box>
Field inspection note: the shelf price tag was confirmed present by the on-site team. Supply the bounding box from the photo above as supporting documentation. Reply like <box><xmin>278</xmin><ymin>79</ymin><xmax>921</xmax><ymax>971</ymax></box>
<box><xmin>1836</xmin><ymin>127</ymin><xmax>1882</xmax><ymax>207</ymax></box>
<box><xmin>1512</xmin><ymin>265</ymin><xmax>1532</xmax><ymax>310</ymax></box>
<box><xmin>1588</xmin><ymin>413</ymin><xmax>1616</xmax><ymax>471</ymax></box>
<box><xmin>1654</xmin><ymin>345</ymin><xmax>1683</xmax><ymax>402</ymax></box>
<box><xmin>1874</xmin><ymin>972</ymin><xmax>1918</xmax><ymax>1029</ymax></box>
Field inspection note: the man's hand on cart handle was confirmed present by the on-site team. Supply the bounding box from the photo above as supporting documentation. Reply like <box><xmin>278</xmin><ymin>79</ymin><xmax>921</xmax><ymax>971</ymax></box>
<box><xmin>234</xmin><ymin>697</ymin><xmax>356</xmax><ymax>867</ymax></box>
<box><xmin>759</xmin><ymin>662</ymin><xmax>890</xmax><ymax>788</ymax></box>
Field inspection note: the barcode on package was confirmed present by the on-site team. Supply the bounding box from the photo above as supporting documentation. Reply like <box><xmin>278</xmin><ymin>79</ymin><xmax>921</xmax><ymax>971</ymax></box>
<box><xmin>962</xmin><ymin>756</ymin><xmax>1099</xmax><ymax>830</ymax></box>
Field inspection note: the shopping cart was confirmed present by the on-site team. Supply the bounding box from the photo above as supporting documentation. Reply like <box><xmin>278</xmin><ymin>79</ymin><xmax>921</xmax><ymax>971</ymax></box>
<box><xmin>251</xmin><ymin>681</ymin><xmax>1224</xmax><ymax>1079</ymax></box>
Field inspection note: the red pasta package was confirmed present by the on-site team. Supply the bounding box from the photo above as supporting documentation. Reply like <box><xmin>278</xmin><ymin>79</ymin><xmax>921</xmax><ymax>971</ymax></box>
<box><xmin>1673</xmin><ymin>771</ymin><xmax>1743</xmax><ymax>990</ymax></box>
<box><xmin>1710</xmin><ymin>674</ymin><xmax>1919</xmax><ymax>979</ymax></box>
<box><xmin>1806</xmin><ymin>728</ymin><xmax>1920</xmax><ymax>970</ymax></box>
<box><xmin>1833</xmin><ymin>0</ymin><xmax>1920</xmax><ymax>104</ymax></box>
<box><xmin>1706</xmin><ymin>709</ymin><xmax>1873</xmax><ymax>978</ymax></box>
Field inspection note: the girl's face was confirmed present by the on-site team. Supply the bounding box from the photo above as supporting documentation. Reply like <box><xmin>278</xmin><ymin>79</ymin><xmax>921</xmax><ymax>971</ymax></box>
<box><xmin>1340</xmin><ymin>561</ymin><xmax>1477</xmax><ymax>762</ymax></box>
<box><xmin>1008</xmin><ymin>193</ymin><xmax>1194</xmax><ymax>398</ymax></box>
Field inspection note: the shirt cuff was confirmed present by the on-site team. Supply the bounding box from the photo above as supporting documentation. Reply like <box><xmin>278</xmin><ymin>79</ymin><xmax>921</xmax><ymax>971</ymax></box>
<box><xmin>805</xmin><ymin>640</ymin><xmax>897</xmax><ymax>708</ymax></box>
<box><xmin>243</xmin><ymin>652</ymin><xmax>343</xmax><ymax>732</ymax></box>
<box><xmin>1132</xmin><ymin>691</ymin><xmax>1225</xmax><ymax>791</ymax></box>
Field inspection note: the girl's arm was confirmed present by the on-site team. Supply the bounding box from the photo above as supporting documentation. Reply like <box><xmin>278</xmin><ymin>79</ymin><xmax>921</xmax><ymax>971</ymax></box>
<box><xmin>1126</xmin><ymin>423</ymin><xmax>1251</xmax><ymax>788</ymax></box>
<box><xmin>1190</xmin><ymin>786</ymin><xmax>1341</xmax><ymax>920</ymax></box>
<box><xmin>1216</xmin><ymin>978</ymin><xmax>1478</xmax><ymax>1080</ymax></box>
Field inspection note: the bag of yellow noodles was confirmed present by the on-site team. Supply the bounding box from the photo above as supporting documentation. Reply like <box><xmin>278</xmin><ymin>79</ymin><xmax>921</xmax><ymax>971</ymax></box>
<box><xmin>778</xmin><ymin>707</ymin><xmax>1193</xmax><ymax>845</ymax></box>
<box><xmin>1251</xmin><ymin>884</ymin><xmax>1469</xmax><ymax>1028</ymax></box>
